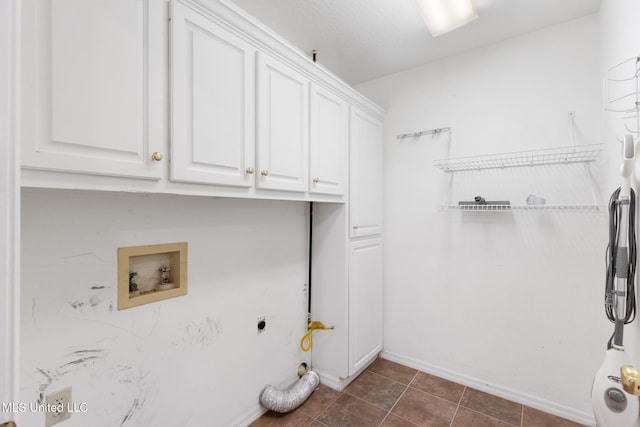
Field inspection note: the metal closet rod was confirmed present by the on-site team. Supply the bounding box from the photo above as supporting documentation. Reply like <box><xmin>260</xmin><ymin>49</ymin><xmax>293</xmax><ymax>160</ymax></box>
<box><xmin>396</xmin><ymin>127</ymin><xmax>451</xmax><ymax>140</ymax></box>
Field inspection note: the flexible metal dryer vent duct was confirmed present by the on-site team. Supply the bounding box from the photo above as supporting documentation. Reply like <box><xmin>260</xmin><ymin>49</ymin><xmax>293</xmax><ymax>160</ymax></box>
<box><xmin>259</xmin><ymin>371</ymin><xmax>320</xmax><ymax>413</ymax></box>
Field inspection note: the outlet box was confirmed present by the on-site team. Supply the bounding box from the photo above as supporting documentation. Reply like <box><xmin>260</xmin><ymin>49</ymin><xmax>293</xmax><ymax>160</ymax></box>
<box><xmin>45</xmin><ymin>387</ymin><xmax>72</xmax><ymax>426</ymax></box>
<box><xmin>257</xmin><ymin>316</ymin><xmax>266</xmax><ymax>334</ymax></box>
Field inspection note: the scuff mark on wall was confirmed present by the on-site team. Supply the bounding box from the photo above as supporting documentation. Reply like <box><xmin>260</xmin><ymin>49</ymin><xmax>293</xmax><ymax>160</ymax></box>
<box><xmin>70</xmin><ymin>300</ymin><xmax>84</xmax><ymax>310</ymax></box>
<box><xmin>31</xmin><ymin>297</ymin><xmax>38</xmax><ymax>329</ymax></box>
<box><xmin>62</xmin><ymin>355</ymin><xmax>100</xmax><ymax>367</ymax></box>
<box><xmin>121</xmin><ymin>397</ymin><xmax>146</xmax><ymax>426</ymax></box>
<box><xmin>58</xmin><ymin>252</ymin><xmax>107</xmax><ymax>264</ymax></box>
<box><xmin>33</xmin><ymin>343</ymin><xmax>154</xmax><ymax>425</ymax></box>
<box><xmin>150</xmin><ymin>306</ymin><xmax>162</xmax><ymax>335</ymax></box>
<box><xmin>35</xmin><ymin>348</ymin><xmax>108</xmax><ymax>401</ymax></box>
<box><xmin>116</xmin><ymin>364</ymin><xmax>151</xmax><ymax>426</ymax></box>
<box><xmin>89</xmin><ymin>294</ymin><xmax>102</xmax><ymax>308</ymax></box>
<box><xmin>214</xmin><ymin>319</ymin><xmax>223</xmax><ymax>337</ymax></box>
<box><xmin>36</xmin><ymin>368</ymin><xmax>53</xmax><ymax>404</ymax></box>
<box><xmin>183</xmin><ymin>316</ymin><xmax>221</xmax><ymax>347</ymax></box>
<box><xmin>67</xmin><ymin>285</ymin><xmax>112</xmax><ymax>312</ymax></box>
<box><xmin>113</xmin><ymin>365</ymin><xmax>135</xmax><ymax>385</ymax></box>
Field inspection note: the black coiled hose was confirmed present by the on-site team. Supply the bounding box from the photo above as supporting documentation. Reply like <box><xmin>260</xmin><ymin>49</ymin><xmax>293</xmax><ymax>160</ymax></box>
<box><xmin>605</xmin><ymin>187</ymin><xmax>637</xmax><ymax>328</ymax></box>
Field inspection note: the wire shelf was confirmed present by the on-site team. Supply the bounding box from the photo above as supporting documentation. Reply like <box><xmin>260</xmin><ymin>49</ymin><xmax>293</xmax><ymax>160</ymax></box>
<box><xmin>440</xmin><ymin>204</ymin><xmax>602</xmax><ymax>212</ymax></box>
<box><xmin>433</xmin><ymin>144</ymin><xmax>603</xmax><ymax>172</ymax></box>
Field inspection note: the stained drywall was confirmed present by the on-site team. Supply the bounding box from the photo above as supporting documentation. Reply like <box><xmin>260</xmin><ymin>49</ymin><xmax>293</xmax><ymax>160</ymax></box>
<box><xmin>356</xmin><ymin>14</ymin><xmax>603</xmax><ymax>424</ymax></box>
<box><xmin>20</xmin><ymin>189</ymin><xmax>310</xmax><ymax>426</ymax></box>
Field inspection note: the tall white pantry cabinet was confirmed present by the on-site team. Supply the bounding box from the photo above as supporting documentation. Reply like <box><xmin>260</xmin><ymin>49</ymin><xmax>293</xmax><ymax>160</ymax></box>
<box><xmin>20</xmin><ymin>0</ymin><xmax>384</xmax><ymax>387</ymax></box>
<box><xmin>311</xmin><ymin>108</ymin><xmax>383</xmax><ymax>387</ymax></box>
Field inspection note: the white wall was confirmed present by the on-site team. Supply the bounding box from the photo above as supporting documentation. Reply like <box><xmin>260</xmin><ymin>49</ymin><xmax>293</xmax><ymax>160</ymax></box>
<box><xmin>356</xmin><ymin>15</ymin><xmax>605</xmax><ymax>424</ymax></box>
<box><xmin>600</xmin><ymin>0</ymin><xmax>640</xmax><ymax>191</ymax></box>
<box><xmin>599</xmin><ymin>0</ymin><xmax>640</xmax><ymax>417</ymax></box>
<box><xmin>20</xmin><ymin>189</ymin><xmax>309</xmax><ymax>426</ymax></box>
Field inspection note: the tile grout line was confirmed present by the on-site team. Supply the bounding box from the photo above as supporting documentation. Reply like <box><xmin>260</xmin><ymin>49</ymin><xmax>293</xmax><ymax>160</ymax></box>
<box><xmin>449</xmin><ymin>386</ymin><xmax>466</xmax><ymax>427</ymax></box>
<box><xmin>520</xmin><ymin>404</ymin><xmax>524</xmax><ymax>427</ymax></box>
<box><xmin>342</xmin><ymin>373</ymin><xmax>413</xmax><ymax>415</ymax></box>
<box><xmin>457</xmin><ymin>405</ymin><xmax>521</xmax><ymax>427</ymax></box>
<box><xmin>368</xmin><ymin>367</ymin><xmax>420</xmax><ymax>387</ymax></box>
<box><xmin>310</xmin><ymin>386</ymin><xmax>343</xmax><ymax>424</ymax></box>
<box><xmin>379</xmin><ymin>370</ymin><xmax>421</xmax><ymax>427</ymax></box>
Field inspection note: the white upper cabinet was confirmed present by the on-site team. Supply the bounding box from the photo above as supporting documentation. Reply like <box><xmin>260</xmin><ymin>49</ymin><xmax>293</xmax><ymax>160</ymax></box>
<box><xmin>21</xmin><ymin>0</ymin><xmax>384</xmax><ymax>203</ymax></box>
<box><xmin>21</xmin><ymin>0</ymin><xmax>166</xmax><ymax>180</ymax></box>
<box><xmin>350</xmin><ymin>107</ymin><xmax>383</xmax><ymax>237</ymax></box>
<box><xmin>309</xmin><ymin>84</ymin><xmax>348</xmax><ymax>196</ymax></box>
<box><xmin>256</xmin><ymin>53</ymin><xmax>309</xmax><ymax>192</ymax></box>
<box><xmin>170</xmin><ymin>1</ymin><xmax>256</xmax><ymax>187</ymax></box>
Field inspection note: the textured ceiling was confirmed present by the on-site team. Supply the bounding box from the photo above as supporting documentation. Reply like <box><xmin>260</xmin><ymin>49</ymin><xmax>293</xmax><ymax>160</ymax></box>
<box><xmin>227</xmin><ymin>0</ymin><xmax>602</xmax><ymax>85</ymax></box>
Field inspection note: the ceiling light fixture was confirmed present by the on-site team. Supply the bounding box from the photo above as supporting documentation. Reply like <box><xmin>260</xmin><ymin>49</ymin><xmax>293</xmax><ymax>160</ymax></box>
<box><xmin>415</xmin><ymin>0</ymin><xmax>478</xmax><ymax>37</ymax></box>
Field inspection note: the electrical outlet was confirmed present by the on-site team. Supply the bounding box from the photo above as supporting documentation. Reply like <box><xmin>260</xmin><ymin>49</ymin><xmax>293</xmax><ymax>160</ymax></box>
<box><xmin>45</xmin><ymin>387</ymin><xmax>72</xmax><ymax>426</ymax></box>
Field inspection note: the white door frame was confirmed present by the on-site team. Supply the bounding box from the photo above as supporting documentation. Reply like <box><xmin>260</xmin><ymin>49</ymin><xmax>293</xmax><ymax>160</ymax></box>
<box><xmin>0</xmin><ymin>0</ymin><xmax>21</xmax><ymax>423</ymax></box>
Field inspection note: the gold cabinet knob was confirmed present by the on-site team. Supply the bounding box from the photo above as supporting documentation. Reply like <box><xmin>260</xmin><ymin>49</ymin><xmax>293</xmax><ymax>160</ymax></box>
<box><xmin>313</xmin><ymin>177</ymin><xmax>320</xmax><ymax>184</ymax></box>
<box><xmin>246</xmin><ymin>167</ymin><xmax>254</xmax><ymax>174</ymax></box>
<box><xmin>261</xmin><ymin>169</ymin><xmax>269</xmax><ymax>176</ymax></box>
<box><xmin>151</xmin><ymin>152</ymin><xmax>163</xmax><ymax>161</ymax></box>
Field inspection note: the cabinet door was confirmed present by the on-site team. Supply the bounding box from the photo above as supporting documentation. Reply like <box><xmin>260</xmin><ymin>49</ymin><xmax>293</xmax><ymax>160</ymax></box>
<box><xmin>21</xmin><ymin>0</ymin><xmax>165</xmax><ymax>180</ymax></box>
<box><xmin>349</xmin><ymin>238</ymin><xmax>383</xmax><ymax>375</ymax></box>
<box><xmin>170</xmin><ymin>0</ymin><xmax>255</xmax><ymax>187</ymax></box>
<box><xmin>256</xmin><ymin>53</ymin><xmax>309</xmax><ymax>192</ymax></box>
<box><xmin>309</xmin><ymin>84</ymin><xmax>348</xmax><ymax>196</ymax></box>
<box><xmin>350</xmin><ymin>108</ymin><xmax>383</xmax><ymax>237</ymax></box>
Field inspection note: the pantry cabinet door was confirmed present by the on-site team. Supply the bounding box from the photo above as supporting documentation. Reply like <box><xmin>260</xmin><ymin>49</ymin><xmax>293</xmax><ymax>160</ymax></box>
<box><xmin>170</xmin><ymin>0</ymin><xmax>256</xmax><ymax>187</ymax></box>
<box><xmin>349</xmin><ymin>238</ymin><xmax>383</xmax><ymax>375</ymax></box>
<box><xmin>309</xmin><ymin>83</ymin><xmax>348</xmax><ymax>196</ymax></box>
<box><xmin>256</xmin><ymin>53</ymin><xmax>309</xmax><ymax>192</ymax></box>
<box><xmin>21</xmin><ymin>0</ymin><xmax>166</xmax><ymax>179</ymax></box>
<box><xmin>350</xmin><ymin>107</ymin><xmax>383</xmax><ymax>237</ymax></box>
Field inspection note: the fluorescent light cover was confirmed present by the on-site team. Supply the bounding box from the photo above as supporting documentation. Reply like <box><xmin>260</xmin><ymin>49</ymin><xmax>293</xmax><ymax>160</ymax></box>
<box><xmin>416</xmin><ymin>0</ymin><xmax>478</xmax><ymax>37</ymax></box>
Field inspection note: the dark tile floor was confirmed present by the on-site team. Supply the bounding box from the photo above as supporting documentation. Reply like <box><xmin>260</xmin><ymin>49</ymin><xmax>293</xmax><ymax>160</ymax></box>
<box><xmin>250</xmin><ymin>358</ymin><xmax>586</xmax><ymax>427</ymax></box>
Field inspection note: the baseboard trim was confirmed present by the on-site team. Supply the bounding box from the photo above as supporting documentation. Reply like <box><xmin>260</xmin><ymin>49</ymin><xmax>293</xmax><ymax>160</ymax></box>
<box><xmin>313</xmin><ymin>366</ymin><xmax>361</xmax><ymax>391</ymax></box>
<box><xmin>313</xmin><ymin>355</ymin><xmax>379</xmax><ymax>392</ymax></box>
<box><xmin>380</xmin><ymin>350</ymin><xmax>595</xmax><ymax>426</ymax></box>
<box><xmin>234</xmin><ymin>404</ymin><xmax>267</xmax><ymax>427</ymax></box>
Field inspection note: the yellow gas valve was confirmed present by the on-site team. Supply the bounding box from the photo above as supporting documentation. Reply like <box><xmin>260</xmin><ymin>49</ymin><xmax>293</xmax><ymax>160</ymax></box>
<box><xmin>299</xmin><ymin>321</ymin><xmax>334</xmax><ymax>352</ymax></box>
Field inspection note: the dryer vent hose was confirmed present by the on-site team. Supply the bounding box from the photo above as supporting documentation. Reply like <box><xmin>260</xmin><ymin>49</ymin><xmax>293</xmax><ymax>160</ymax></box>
<box><xmin>259</xmin><ymin>370</ymin><xmax>320</xmax><ymax>413</ymax></box>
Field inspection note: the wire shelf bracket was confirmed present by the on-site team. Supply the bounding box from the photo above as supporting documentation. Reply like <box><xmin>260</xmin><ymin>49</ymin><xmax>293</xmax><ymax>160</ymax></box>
<box><xmin>604</xmin><ymin>56</ymin><xmax>640</xmax><ymax>135</ymax></box>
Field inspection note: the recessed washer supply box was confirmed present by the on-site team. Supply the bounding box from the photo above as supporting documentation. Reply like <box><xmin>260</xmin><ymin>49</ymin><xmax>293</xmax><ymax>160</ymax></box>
<box><xmin>118</xmin><ymin>242</ymin><xmax>188</xmax><ymax>310</ymax></box>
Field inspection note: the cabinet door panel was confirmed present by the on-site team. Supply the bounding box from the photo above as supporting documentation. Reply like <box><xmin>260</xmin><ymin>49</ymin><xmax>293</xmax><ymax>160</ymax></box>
<box><xmin>171</xmin><ymin>1</ymin><xmax>255</xmax><ymax>187</ymax></box>
<box><xmin>350</xmin><ymin>108</ymin><xmax>383</xmax><ymax>237</ymax></box>
<box><xmin>256</xmin><ymin>53</ymin><xmax>309</xmax><ymax>192</ymax></box>
<box><xmin>310</xmin><ymin>84</ymin><xmax>348</xmax><ymax>196</ymax></box>
<box><xmin>349</xmin><ymin>238</ymin><xmax>383</xmax><ymax>375</ymax></box>
<box><xmin>22</xmin><ymin>0</ymin><xmax>164</xmax><ymax>179</ymax></box>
